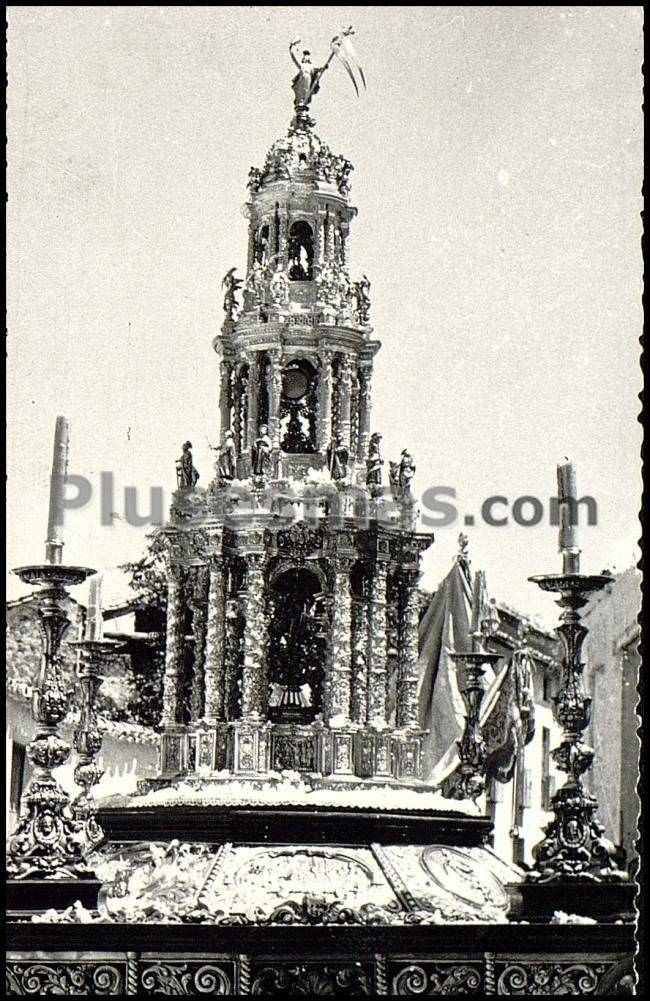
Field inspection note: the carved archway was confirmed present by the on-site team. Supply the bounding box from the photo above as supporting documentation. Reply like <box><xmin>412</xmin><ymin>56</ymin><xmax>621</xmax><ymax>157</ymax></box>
<box><xmin>267</xmin><ymin>566</ymin><xmax>328</xmax><ymax>722</ymax></box>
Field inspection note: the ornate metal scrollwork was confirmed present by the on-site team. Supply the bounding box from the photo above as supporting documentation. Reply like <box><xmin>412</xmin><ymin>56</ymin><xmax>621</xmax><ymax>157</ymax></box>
<box><xmin>495</xmin><ymin>961</ymin><xmax>607</xmax><ymax>995</ymax></box>
<box><xmin>139</xmin><ymin>961</ymin><xmax>233</xmax><ymax>995</ymax></box>
<box><xmin>251</xmin><ymin>962</ymin><xmax>371</xmax><ymax>996</ymax></box>
<box><xmin>6</xmin><ymin>961</ymin><xmax>124</xmax><ymax>996</ymax></box>
<box><xmin>391</xmin><ymin>962</ymin><xmax>483</xmax><ymax>996</ymax></box>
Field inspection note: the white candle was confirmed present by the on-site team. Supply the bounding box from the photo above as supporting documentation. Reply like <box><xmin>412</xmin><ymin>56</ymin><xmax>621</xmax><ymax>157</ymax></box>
<box><xmin>557</xmin><ymin>458</ymin><xmax>578</xmax><ymax>553</ymax></box>
<box><xmin>86</xmin><ymin>575</ymin><xmax>103</xmax><ymax>641</ymax></box>
<box><xmin>45</xmin><ymin>416</ymin><xmax>70</xmax><ymax>564</ymax></box>
<box><xmin>557</xmin><ymin>458</ymin><xmax>577</xmax><ymax>503</ymax></box>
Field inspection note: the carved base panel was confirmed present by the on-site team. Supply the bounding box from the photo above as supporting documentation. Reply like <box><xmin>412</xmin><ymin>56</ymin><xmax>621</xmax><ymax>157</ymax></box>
<box><xmin>156</xmin><ymin>723</ymin><xmax>424</xmax><ymax>785</ymax></box>
<box><xmin>5</xmin><ymin>951</ymin><xmax>635</xmax><ymax>996</ymax></box>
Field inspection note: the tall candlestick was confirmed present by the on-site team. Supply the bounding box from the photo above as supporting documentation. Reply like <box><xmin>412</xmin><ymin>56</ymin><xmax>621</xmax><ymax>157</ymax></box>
<box><xmin>557</xmin><ymin>458</ymin><xmax>580</xmax><ymax>573</ymax></box>
<box><xmin>45</xmin><ymin>416</ymin><xmax>70</xmax><ymax>565</ymax></box>
<box><xmin>86</xmin><ymin>574</ymin><xmax>104</xmax><ymax>641</ymax></box>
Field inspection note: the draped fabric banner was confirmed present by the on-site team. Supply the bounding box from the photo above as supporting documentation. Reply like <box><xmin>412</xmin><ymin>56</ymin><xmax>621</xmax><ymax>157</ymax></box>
<box><xmin>416</xmin><ymin>559</ymin><xmax>534</xmax><ymax>786</ymax></box>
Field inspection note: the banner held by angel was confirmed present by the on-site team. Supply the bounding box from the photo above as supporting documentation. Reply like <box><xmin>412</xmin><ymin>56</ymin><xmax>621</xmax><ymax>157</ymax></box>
<box><xmin>290</xmin><ymin>26</ymin><xmax>366</xmax><ymax>113</ymax></box>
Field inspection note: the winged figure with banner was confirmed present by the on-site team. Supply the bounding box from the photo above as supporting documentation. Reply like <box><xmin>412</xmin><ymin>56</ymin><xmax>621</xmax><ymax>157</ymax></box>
<box><xmin>289</xmin><ymin>26</ymin><xmax>366</xmax><ymax>113</ymax></box>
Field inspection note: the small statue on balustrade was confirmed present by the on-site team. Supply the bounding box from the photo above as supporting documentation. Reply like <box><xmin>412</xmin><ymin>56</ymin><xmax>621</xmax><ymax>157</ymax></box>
<box><xmin>222</xmin><ymin>267</ymin><xmax>243</xmax><ymax>320</ymax></box>
<box><xmin>399</xmin><ymin>449</ymin><xmax>416</xmax><ymax>499</ymax></box>
<box><xmin>251</xmin><ymin>425</ymin><xmax>272</xmax><ymax>478</ymax></box>
<box><xmin>352</xmin><ymin>274</ymin><xmax>371</xmax><ymax>324</ymax></box>
<box><xmin>247</xmin><ymin>166</ymin><xmax>263</xmax><ymax>191</ymax></box>
<box><xmin>176</xmin><ymin>441</ymin><xmax>200</xmax><ymax>490</ymax></box>
<box><xmin>389</xmin><ymin>449</ymin><xmax>415</xmax><ymax>500</ymax></box>
<box><xmin>327</xmin><ymin>434</ymin><xmax>349</xmax><ymax>481</ymax></box>
<box><xmin>216</xmin><ymin>430</ymin><xmax>237</xmax><ymax>482</ymax></box>
<box><xmin>366</xmin><ymin>432</ymin><xmax>383</xmax><ymax>493</ymax></box>
<box><xmin>337</xmin><ymin>158</ymin><xmax>354</xmax><ymax>195</ymax></box>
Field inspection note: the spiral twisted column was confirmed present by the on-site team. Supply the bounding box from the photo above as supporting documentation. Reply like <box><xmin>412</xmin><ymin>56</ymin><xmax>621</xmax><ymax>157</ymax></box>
<box><xmin>367</xmin><ymin>562</ymin><xmax>388</xmax><ymax>726</ymax></box>
<box><xmin>189</xmin><ymin>565</ymin><xmax>209</xmax><ymax>722</ymax></box>
<box><xmin>357</xmin><ymin>363</ymin><xmax>373</xmax><ymax>463</ymax></box>
<box><xmin>350</xmin><ymin>595</ymin><xmax>370</xmax><ymax>724</ymax></box>
<box><xmin>327</xmin><ymin>555</ymin><xmax>354</xmax><ymax>723</ymax></box>
<box><xmin>241</xmin><ymin>553</ymin><xmax>269</xmax><ymax>719</ymax></box>
<box><xmin>317</xmin><ymin>349</ymin><xmax>333</xmax><ymax>453</ymax></box>
<box><xmin>395</xmin><ymin>570</ymin><xmax>421</xmax><ymax>729</ymax></box>
<box><xmin>203</xmin><ymin>557</ymin><xmax>227</xmax><ymax>724</ymax></box>
<box><xmin>161</xmin><ymin>564</ymin><xmax>186</xmax><ymax>728</ymax></box>
<box><xmin>246</xmin><ymin>353</ymin><xmax>260</xmax><ymax>452</ymax></box>
<box><xmin>218</xmin><ymin>360</ymin><xmax>232</xmax><ymax>437</ymax></box>
<box><xmin>337</xmin><ymin>354</ymin><xmax>353</xmax><ymax>451</ymax></box>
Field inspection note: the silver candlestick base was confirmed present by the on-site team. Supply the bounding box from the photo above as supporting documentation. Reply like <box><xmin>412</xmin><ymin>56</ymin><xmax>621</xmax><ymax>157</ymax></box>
<box><xmin>526</xmin><ymin>571</ymin><xmax>629</xmax><ymax>884</ymax></box>
<box><xmin>7</xmin><ymin>563</ymin><xmax>96</xmax><ymax>881</ymax></box>
<box><xmin>441</xmin><ymin>650</ymin><xmax>501</xmax><ymax>803</ymax></box>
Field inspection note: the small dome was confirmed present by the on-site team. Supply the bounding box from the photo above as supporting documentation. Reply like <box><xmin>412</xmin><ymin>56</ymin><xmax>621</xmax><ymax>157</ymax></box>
<box><xmin>247</xmin><ymin>118</ymin><xmax>354</xmax><ymax>198</ymax></box>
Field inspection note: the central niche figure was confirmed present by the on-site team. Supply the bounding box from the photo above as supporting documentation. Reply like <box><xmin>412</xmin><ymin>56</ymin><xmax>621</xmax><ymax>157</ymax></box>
<box><xmin>280</xmin><ymin>359</ymin><xmax>317</xmax><ymax>453</ymax></box>
<box><xmin>267</xmin><ymin>567</ymin><xmax>328</xmax><ymax>722</ymax></box>
<box><xmin>288</xmin><ymin>220</ymin><xmax>314</xmax><ymax>281</ymax></box>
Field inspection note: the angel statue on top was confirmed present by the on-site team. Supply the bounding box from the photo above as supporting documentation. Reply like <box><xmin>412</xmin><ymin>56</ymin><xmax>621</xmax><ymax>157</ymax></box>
<box><xmin>289</xmin><ymin>27</ymin><xmax>366</xmax><ymax>115</ymax></box>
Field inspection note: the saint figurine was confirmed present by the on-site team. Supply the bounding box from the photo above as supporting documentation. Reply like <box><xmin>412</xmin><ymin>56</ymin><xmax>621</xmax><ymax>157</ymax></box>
<box><xmin>222</xmin><ymin>267</ymin><xmax>243</xmax><ymax>320</ymax></box>
<box><xmin>353</xmin><ymin>274</ymin><xmax>371</xmax><ymax>324</ymax></box>
<box><xmin>398</xmin><ymin>449</ymin><xmax>416</xmax><ymax>499</ymax></box>
<box><xmin>366</xmin><ymin>432</ymin><xmax>383</xmax><ymax>488</ymax></box>
<box><xmin>327</xmin><ymin>435</ymin><xmax>349</xmax><ymax>481</ymax></box>
<box><xmin>217</xmin><ymin>431</ymin><xmax>237</xmax><ymax>481</ymax></box>
<box><xmin>176</xmin><ymin>441</ymin><xmax>199</xmax><ymax>490</ymax></box>
<box><xmin>251</xmin><ymin>424</ymin><xmax>272</xmax><ymax>477</ymax></box>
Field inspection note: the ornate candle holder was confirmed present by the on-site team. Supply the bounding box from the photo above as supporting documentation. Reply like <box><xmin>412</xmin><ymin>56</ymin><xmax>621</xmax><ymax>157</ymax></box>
<box><xmin>441</xmin><ymin>650</ymin><xmax>501</xmax><ymax>803</ymax></box>
<box><xmin>509</xmin><ymin>569</ymin><xmax>635</xmax><ymax>922</ymax></box>
<box><xmin>527</xmin><ymin>571</ymin><xmax>628</xmax><ymax>883</ymax></box>
<box><xmin>6</xmin><ymin>563</ymin><xmax>97</xmax><ymax>891</ymax></box>
<box><xmin>69</xmin><ymin>638</ymin><xmax>125</xmax><ymax>853</ymax></box>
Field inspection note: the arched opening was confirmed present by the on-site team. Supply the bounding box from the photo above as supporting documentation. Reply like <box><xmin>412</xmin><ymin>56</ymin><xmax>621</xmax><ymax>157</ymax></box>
<box><xmin>255</xmin><ymin>223</ymin><xmax>270</xmax><ymax>264</ymax></box>
<box><xmin>288</xmin><ymin>220</ymin><xmax>314</xmax><ymax>281</ymax></box>
<box><xmin>280</xmin><ymin>359</ymin><xmax>317</xmax><ymax>453</ymax></box>
<box><xmin>268</xmin><ymin>566</ymin><xmax>328</xmax><ymax>723</ymax></box>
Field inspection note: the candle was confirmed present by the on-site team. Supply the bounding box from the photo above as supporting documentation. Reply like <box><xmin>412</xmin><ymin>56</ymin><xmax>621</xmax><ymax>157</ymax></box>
<box><xmin>45</xmin><ymin>416</ymin><xmax>70</xmax><ymax>564</ymax></box>
<box><xmin>557</xmin><ymin>458</ymin><xmax>580</xmax><ymax>572</ymax></box>
<box><xmin>557</xmin><ymin>458</ymin><xmax>577</xmax><ymax>503</ymax></box>
<box><xmin>86</xmin><ymin>575</ymin><xmax>103</xmax><ymax>642</ymax></box>
<box><xmin>470</xmin><ymin>570</ymin><xmax>485</xmax><ymax>639</ymax></box>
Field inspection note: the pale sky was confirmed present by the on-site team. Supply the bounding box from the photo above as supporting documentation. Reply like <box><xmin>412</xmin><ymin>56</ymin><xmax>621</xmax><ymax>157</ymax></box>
<box><xmin>7</xmin><ymin>6</ymin><xmax>643</xmax><ymax>626</ymax></box>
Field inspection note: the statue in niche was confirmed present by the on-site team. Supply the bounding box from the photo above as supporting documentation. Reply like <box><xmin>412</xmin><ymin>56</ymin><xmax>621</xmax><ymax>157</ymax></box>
<box><xmin>247</xmin><ymin>260</ymin><xmax>267</xmax><ymax>305</ymax></box>
<box><xmin>216</xmin><ymin>430</ymin><xmax>237</xmax><ymax>482</ymax></box>
<box><xmin>251</xmin><ymin>424</ymin><xmax>272</xmax><ymax>478</ymax></box>
<box><xmin>327</xmin><ymin>434</ymin><xmax>349</xmax><ymax>481</ymax></box>
<box><xmin>176</xmin><ymin>441</ymin><xmax>199</xmax><ymax>490</ymax></box>
<box><xmin>222</xmin><ymin>267</ymin><xmax>243</xmax><ymax>320</ymax></box>
<box><xmin>366</xmin><ymin>432</ymin><xmax>383</xmax><ymax>489</ymax></box>
<box><xmin>352</xmin><ymin>274</ymin><xmax>371</xmax><ymax>324</ymax></box>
